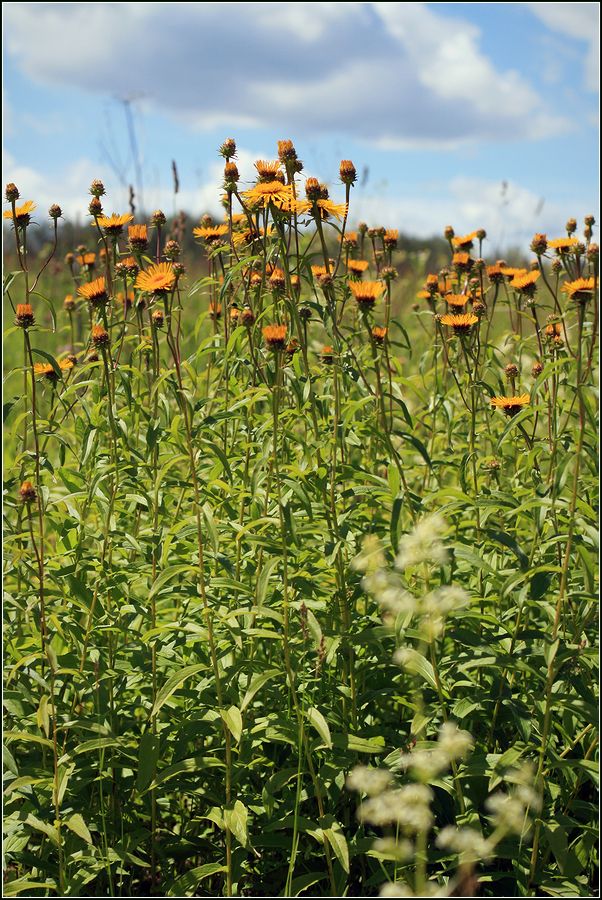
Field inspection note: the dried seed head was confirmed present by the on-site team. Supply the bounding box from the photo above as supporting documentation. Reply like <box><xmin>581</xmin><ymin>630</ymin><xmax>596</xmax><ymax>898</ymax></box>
<box><xmin>16</xmin><ymin>303</ymin><xmax>35</xmax><ymax>328</ymax></box>
<box><xmin>472</xmin><ymin>301</ymin><xmax>486</xmax><ymax>316</ymax></box>
<box><xmin>299</xmin><ymin>306</ymin><xmax>312</xmax><ymax>321</ymax></box>
<box><xmin>339</xmin><ymin>159</ymin><xmax>357</xmax><ymax>186</ymax></box>
<box><xmin>65</xmin><ymin>252</ymin><xmax>75</xmax><ymax>265</ymax></box>
<box><xmin>586</xmin><ymin>242</ymin><xmax>598</xmax><ymax>264</ymax></box>
<box><xmin>5</xmin><ymin>183</ymin><xmax>20</xmax><ymax>203</ymax></box>
<box><xmin>566</xmin><ymin>217</ymin><xmax>577</xmax><ymax>234</ymax></box>
<box><xmin>444</xmin><ymin>225</ymin><xmax>455</xmax><ymax>240</ymax></box>
<box><xmin>380</xmin><ymin>265</ymin><xmax>398</xmax><ymax>281</ymax></box>
<box><xmin>150</xmin><ymin>209</ymin><xmax>166</xmax><ymax>227</ymax></box>
<box><xmin>151</xmin><ymin>309</ymin><xmax>164</xmax><ymax>329</ymax></box>
<box><xmin>48</xmin><ymin>204</ymin><xmax>62</xmax><ymax>220</ymax></box>
<box><xmin>172</xmin><ymin>262</ymin><xmax>186</xmax><ymax>278</ymax></box>
<box><xmin>219</xmin><ymin>138</ymin><xmax>237</xmax><ymax>160</ymax></box>
<box><xmin>551</xmin><ymin>257</ymin><xmax>563</xmax><ymax>274</ymax></box>
<box><xmin>531</xmin><ymin>361</ymin><xmax>543</xmax><ymax>377</ymax></box>
<box><xmin>530</xmin><ymin>233</ymin><xmax>547</xmax><ymax>255</ymax></box>
<box><xmin>476</xmin><ymin>228</ymin><xmax>486</xmax><ymax>240</ymax></box>
<box><xmin>584</xmin><ymin>214</ymin><xmax>595</xmax><ymax>227</ymax></box>
<box><xmin>504</xmin><ymin>363</ymin><xmax>519</xmax><ymax>379</ymax></box>
<box><xmin>164</xmin><ymin>239</ymin><xmax>180</xmax><ymax>260</ymax></box>
<box><xmin>89</xmin><ymin>179</ymin><xmax>105</xmax><ymax>198</ymax></box>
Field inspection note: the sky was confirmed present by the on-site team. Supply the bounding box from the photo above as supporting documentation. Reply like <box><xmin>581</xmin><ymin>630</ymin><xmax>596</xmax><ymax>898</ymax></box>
<box><xmin>3</xmin><ymin>2</ymin><xmax>600</xmax><ymax>247</ymax></box>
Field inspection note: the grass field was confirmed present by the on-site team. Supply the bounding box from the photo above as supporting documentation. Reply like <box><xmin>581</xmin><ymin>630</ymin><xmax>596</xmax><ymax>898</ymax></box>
<box><xmin>2</xmin><ymin>146</ymin><xmax>599</xmax><ymax>898</ymax></box>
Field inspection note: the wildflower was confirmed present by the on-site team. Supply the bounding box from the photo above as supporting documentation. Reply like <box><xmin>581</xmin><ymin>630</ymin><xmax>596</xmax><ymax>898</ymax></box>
<box><xmin>91</xmin><ymin>324</ymin><xmax>110</xmax><ymax>348</ymax></box>
<box><xmin>352</xmin><ymin>534</ymin><xmax>386</xmax><ymax>574</ymax></box>
<box><xmin>241</xmin><ymin>306</ymin><xmax>255</xmax><ymax>327</ymax></box>
<box><xmin>243</xmin><ymin>180</ymin><xmax>295</xmax><ymax>212</ymax></box>
<box><xmin>89</xmin><ymin>179</ymin><xmax>105</xmax><ymax>197</ymax></box>
<box><xmin>263</xmin><ymin>324</ymin><xmax>287</xmax><ymax>350</ymax></box>
<box><xmin>96</xmin><ymin>213</ymin><xmax>134</xmax><ymax>236</ymax></box>
<box><xmin>63</xmin><ymin>295</ymin><xmax>75</xmax><ymax>311</ymax></box>
<box><xmin>566</xmin><ymin>217</ymin><xmax>577</xmax><ymax>234</ymax></box>
<box><xmin>135</xmin><ymin>262</ymin><xmax>175</xmax><ymax>295</ymax></box>
<box><xmin>219</xmin><ymin>137</ymin><xmax>236</xmax><ymax>159</ymax></box>
<box><xmin>15</xmin><ymin>304</ymin><xmax>35</xmax><ymax>329</ymax></box>
<box><xmin>548</xmin><ymin>236</ymin><xmax>579</xmax><ymax>254</ymax></box>
<box><xmin>150</xmin><ymin>210</ymin><xmax>167</xmax><ymax>228</ymax></box>
<box><xmin>504</xmin><ymin>363</ymin><xmax>519</xmax><ymax>379</ymax></box>
<box><xmin>269</xmin><ymin>268</ymin><xmax>286</xmax><ymax>291</ymax></box>
<box><xmin>436</xmin><ymin>827</ymin><xmax>491</xmax><ymax>864</ymax></box>
<box><xmin>48</xmin><ymin>204</ymin><xmax>62</xmax><ymax>220</ymax></box>
<box><xmin>278</xmin><ymin>140</ymin><xmax>298</xmax><ymax>164</ymax></box>
<box><xmin>320</xmin><ymin>345</ymin><xmax>334</xmax><ymax>364</ymax></box>
<box><xmin>223</xmin><ymin>161</ymin><xmax>239</xmax><ymax>188</ymax></box>
<box><xmin>78</xmin><ymin>252</ymin><xmax>96</xmax><ymax>268</ymax></box>
<box><xmin>339</xmin><ymin>160</ymin><xmax>357</xmax><ymax>186</ymax></box>
<box><xmin>445</xmin><ymin>294</ymin><xmax>469</xmax><ymax>310</ymax></box>
<box><xmin>487</xmin><ymin>263</ymin><xmax>504</xmax><ymax>284</ymax></box>
<box><xmin>348</xmin><ymin>280</ymin><xmax>383</xmax><ymax>310</ymax></box>
<box><xmin>452</xmin><ymin>231</ymin><xmax>478</xmax><ymax>251</ymax></box>
<box><xmin>151</xmin><ymin>309</ymin><xmax>164</xmax><ymax>329</ymax></box>
<box><xmin>490</xmin><ymin>394</ymin><xmax>530</xmax><ymax>416</ymax></box>
<box><xmin>425</xmin><ymin>274</ymin><xmax>439</xmax><ymax>294</ymax></box>
<box><xmin>384</xmin><ymin>229</ymin><xmax>398</xmax><ymax>248</ymax></box>
<box><xmin>347</xmin><ymin>259</ymin><xmax>370</xmax><ymax>277</ymax></box>
<box><xmin>395</xmin><ymin>721</ymin><xmax>472</xmax><ymax>780</ymax></box>
<box><xmin>5</xmin><ymin>183</ymin><xmax>19</xmax><ymax>203</ymax></box>
<box><xmin>194</xmin><ymin>223</ymin><xmax>229</xmax><ymax>243</ymax></box>
<box><xmin>341</xmin><ymin>231</ymin><xmax>358</xmax><ymax>247</ymax></box>
<box><xmin>444</xmin><ymin>225</ymin><xmax>455</xmax><ymax>240</ymax></box>
<box><xmin>396</xmin><ymin>514</ymin><xmax>448</xmax><ymax>570</ymax></box>
<box><xmin>302</xmin><ymin>179</ymin><xmax>347</xmax><ymax>220</ymax></box>
<box><xmin>438</xmin><ymin>313</ymin><xmax>478</xmax><ymax>334</ymax></box>
<box><xmin>372</xmin><ymin>326</ymin><xmax>387</xmax><ymax>345</ymax></box>
<box><xmin>230</xmin><ymin>306</ymin><xmax>240</xmax><ymax>324</ymax></box>
<box><xmin>587</xmin><ymin>243</ymin><xmax>598</xmax><ymax>264</ymax></box>
<box><xmin>115</xmin><ymin>290</ymin><xmax>134</xmax><ymax>310</ymax></box>
<box><xmin>128</xmin><ymin>224</ymin><xmax>148</xmax><ymax>251</ymax></box>
<box><xmin>88</xmin><ymin>197</ymin><xmax>103</xmax><ymax>217</ymax></box>
<box><xmin>381</xmin><ymin>266</ymin><xmax>398</xmax><ymax>281</ymax></box>
<box><xmin>285</xmin><ymin>339</ymin><xmax>300</xmax><ymax>359</ymax></box>
<box><xmin>34</xmin><ymin>362</ymin><xmax>59</xmax><ymax>382</ymax></box>
<box><xmin>530</xmin><ymin>233</ymin><xmax>548</xmax><ymax>255</ymax></box>
<box><xmin>416</xmin><ymin>290</ymin><xmax>431</xmax><ymax>301</ymax></box>
<box><xmin>19</xmin><ymin>481</ymin><xmax>37</xmax><ymax>504</ymax></box>
<box><xmin>59</xmin><ymin>357</ymin><xmax>74</xmax><ymax>374</ymax></box>
<box><xmin>299</xmin><ymin>306</ymin><xmax>312</xmax><ymax>322</ymax></box>
<box><xmin>346</xmin><ymin>766</ymin><xmax>393</xmax><ymax>796</ymax></box>
<box><xmin>77</xmin><ymin>276</ymin><xmax>108</xmax><ymax>308</ymax></box>
<box><xmin>65</xmin><ymin>252</ymin><xmax>75</xmax><ymax>267</ymax></box>
<box><xmin>358</xmin><ymin>784</ymin><xmax>434</xmax><ymax>832</ymax></box>
<box><xmin>3</xmin><ymin>200</ymin><xmax>36</xmax><ymax>225</ymax></box>
<box><xmin>255</xmin><ymin>160</ymin><xmax>283</xmax><ymax>182</ymax></box>
<box><xmin>209</xmin><ymin>302</ymin><xmax>222</xmax><ymax>320</ymax></box>
<box><xmin>511</xmin><ymin>270</ymin><xmax>540</xmax><ymax>296</ymax></box>
<box><xmin>562</xmin><ymin>277</ymin><xmax>595</xmax><ymax>303</ymax></box>
<box><xmin>311</xmin><ymin>265</ymin><xmax>330</xmax><ymax>278</ymax></box>
<box><xmin>531</xmin><ymin>361</ymin><xmax>543</xmax><ymax>377</ymax></box>
<box><xmin>452</xmin><ymin>252</ymin><xmax>472</xmax><ymax>273</ymax></box>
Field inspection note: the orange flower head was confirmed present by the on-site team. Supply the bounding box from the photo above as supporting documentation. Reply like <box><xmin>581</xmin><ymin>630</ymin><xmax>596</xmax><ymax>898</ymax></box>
<box><xmin>439</xmin><ymin>313</ymin><xmax>479</xmax><ymax>334</ymax></box>
<box><xmin>77</xmin><ymin>276</ymin><xmax>108</xmax><ymax>307</ymax></box>
<box><xmin>510</xmin><ymin>270</ymin><xmax>540</xmax><ymax>294</ymax></box>
<box><xmin>19</xmin><ymin>481</ymin><xmax>37</xmax><ymax>503</ymax></box>
<box><xmin>128</xmin><ymin>223</ymin><xmax>148</xmax><ymax>250</ymax></box>
<box><xmin>78</xmin><ymin>252</ymin><xmax>96</xmax><ymax>268</ymax></box>
<box><xmin>34</xmin><ymin>362</ymin><xmax>59</xmax><ymax>381</ymax></box>
<box><xmin>263</xmin><ymin>324</ymin><xmax>288</xmax><ymax>350</ymax></box>
<box><xmin>347</xmin><ymin>259</ymin><xmax>370</xmax><ymax>277</ymax></box>
<box><xmin>445</xmin><ymin>294</ymin><xmax>469</xmax><ymax>309</ymax></box>
<box><xmin>452</xmin><ymin>252</ymin><xmax>473</xmax><ymax>272</ymax></box>
<box><xmin>348</xmin><ymin>280</ymin><xmax>383</xmax><ymax>309</ymax></box>
<box><xmin>242</xmin><ymin>181</ymin><xmax>295</xmax><ymax>212</ymax></box>
<box><xmin>91</xmin><ymin>324</ymin><xmax>110</xmax><ymax>347</ymax></box>
<box><xmin>193</xmin><ymin>223</ymin><xmax>229</xmax><ymax>243</ymax></box>
<box><xmin>16</xmin><ymin>303</ymin><xmax>35</xmax><ymax>328</ymax></box>
<box><xmin>562</xmin><ymin>277</ymin><xmax>595</xmax><ymax>303</ymax></box>
<box><xmin>269</xmin><ymin>268</ymin><xmax>286</xmax><ymax>291</ymax></box>
<box><xmin>452</xmin><ymin>231</ymin><xmax>478</xmax><ymax>250</ymax></box>
<box><xmin>384</xmin><ymin>229</ymin><xmax>398</xmax><ymax>248</ymax></box>
<box><xmin>209</xmin><ymin>301</ymin><xmax>222</xmax><ymax>320</ymax></box>
<box><xmin>255</xmin><ymin>160</ymin><xmax>283</xmax><ymax>182</ymax></box>
<box><xmin>372</xmin><ymin>326</ymin><xmax>388</xmax><ymax>345</ymax></box>
<box><xmin>135</xmin><ymin>262</ymin><xmax>176</xmax><ymax>294</ymax></box>
<box><xmin>320</xmin><ymin>345</ymin><xmax>334</xmax><ymax>364</ymax></box>
<box><xmin>548</xmin><ymin>237</ymin><xmax>579</xmax><ymax>254</ymax></box>
<box><xmin>487</xmin><ymin>264</ymin><xmax>504</xmax><ymax>284</ymax></box>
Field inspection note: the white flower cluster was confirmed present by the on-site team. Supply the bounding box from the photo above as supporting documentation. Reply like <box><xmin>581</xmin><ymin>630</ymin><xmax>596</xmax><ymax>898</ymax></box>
<box><xmin>380</xmin><ymin>880</ymin><xmax>450</xmax><ymax>898</ymax></box>
<box><xmin>395</xmin><ymin>514</ymin><xmax>449</xmax><ymax>571</ymax></box>
<box><xmin>346</xmin><ymin>765</ymin><xmax>393</xmax><ymax>797</ymax></box>
<box><xmin>436</xmin><ymin>826</ymin><xmax>492</xmax><ymax>863</ymax></box>
<box><xmin>486</xmin><ymin>761</ymin><xmax>542</xmax><ymax>835</ymax></box>
<box><xmin>358</xmin><ymin>784</ymin><xmax>434</xmax><ymax>833</ymax></box>
<box><xmin>394</xmin><ymin>721</ymin><xmax>474</xmax><ymax>781</ymax></box>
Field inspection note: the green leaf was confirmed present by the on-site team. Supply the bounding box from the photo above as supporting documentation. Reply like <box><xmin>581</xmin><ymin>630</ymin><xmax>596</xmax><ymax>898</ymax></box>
<box><xmin>221</xmin><ymin>706</ymin><xmax>243</xmax><ymax>743</ymax></box>
<box><xmin>321</xmin><ymin>819</ymin><xmax>350</xmax><ymax>873</ymax></box>
<box><xmin>65</xmin><ymin>814</ymin><xmax>93</xmax><ymax>844</ymax></box>
<box><xmin>167</xmin><ymin>863</ymin><xmax>226</xmax><ymax>896</ymax></box>
<box><xmin>136</xmin><ymin>732</ymin><xmax>160</xmax><ymax>794</ymax></box>
<box><xmin>224</xmin><ymin>800</ymin><xmax>249</xmax><ymax>848</ymax></box>
<box><xmin>151</xmin><ymin>664</ymin><xmax>207</xmax><ymax>717</ymax></box>
<box><xmin>306</xmin><ymin>707</ymin><xmax>332</xmax><ymax>748</ymax></box>
<box><xmin>241</xmin><ymin>668</ymin><xmax>281</xmax><ymax>712</ymax></box>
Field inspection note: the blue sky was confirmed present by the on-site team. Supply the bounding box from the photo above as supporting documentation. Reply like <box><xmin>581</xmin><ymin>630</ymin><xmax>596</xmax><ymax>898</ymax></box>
<box><xmin>3</xmin><ymin>2</ymin><xmax>599</xmax><ymax>247</ymax></box>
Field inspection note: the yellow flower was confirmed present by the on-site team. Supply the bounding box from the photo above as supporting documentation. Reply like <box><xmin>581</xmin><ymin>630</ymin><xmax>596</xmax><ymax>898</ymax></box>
<box><xmin>3</xmin><ymin>200</ymin><xmax>36</xmax><ymax>223</ymax></box>
<box><xmin>490</xmin><ymin>393</ymin><xmax>530</xmax><ymax>416</ymax></box>
<box><xmin>262</xmin><ymin>323</ymin><xmax>288</xmax><ymax>350</ymax></box>
<box><xmin>562</xmin><ymin>277</ymin><xmax>595</xmax><ymax>302</ymax></box>
<box><xmin>348</xmin><ymin>280</ymin><xmax>383</xmax><ymax>308</ymax></box>
<box><xmin>96</xmin><ymin>213</ymin><xmax>134</xmax><ymax>235</ymax></box>
<box><xmin>193</xmin><ymin>224</ymin><xmax>229</xmax><ymax>242</ymax></box>
<box><xmin>242</xmin><ymin>181</ymin><xmax>295</xmax><ymax>211</ymax></box>
<box><xmin>452</xmin><ymin>231</ymin><xmax>478</xmax><ymax>250</ymax></box>
<box><xmin>445</xmin><ymin>294</ymin><xmax>469</xmax><ymax>309</ymax></box>
<box><xmin>135</xmin><ymin>262</ymin><xmax>176</xmax><ymax>294</ymax></box>
<box><xmin>510</xmin><ymin>270</ymin><xmax>540</xmax><ymax>294</ymax></box>
<box><xmin>347</xmin><ymin>259</ymin><xmax>370</xmax><ymax>276</ymax></box>
<box><xmin>548</xmin><ymin>237</ymin><xmax>579</xmax><ymax>253</ymax></box>
<box><xmin>77</xmin><ymin>276</ymin><xmax>108</xmax><ymax>306</ymax></box>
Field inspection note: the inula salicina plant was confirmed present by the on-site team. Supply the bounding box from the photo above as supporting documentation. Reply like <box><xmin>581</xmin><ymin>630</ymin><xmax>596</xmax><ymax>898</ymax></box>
<box><xmin>2</xmin><ymin>140</ymin><xmax>598</xmax><ymax>898</ymax></box>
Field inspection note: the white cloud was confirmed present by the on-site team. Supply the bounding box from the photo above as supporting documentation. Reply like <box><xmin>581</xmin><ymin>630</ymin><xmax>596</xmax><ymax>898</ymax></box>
<box><xmin>3</xmin><ymin>1</ymin><xmax>570</xmax><ymax>147</ymax></box>
<box><xmin>526</xmin><ymin>2</ymin><xmax>600</xmax><ymax>91</ymax></box>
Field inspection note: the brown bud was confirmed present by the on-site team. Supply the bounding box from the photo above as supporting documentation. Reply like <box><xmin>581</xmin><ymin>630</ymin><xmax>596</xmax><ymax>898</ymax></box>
<box><xmin>48</xmin><ymin>204</ymin><xmax>62</xmax><ymax>220</ymax></box>
<box><xmin>89</xmin><ymin>179</ymin><xmax>105</xmax><ymax>198</ymax></box>
<box><xmin>150</xmin><ymin>210</ymin><xmax>166</xmax><ymax>227</ymax></box>
<box><xmin>566</xmin><ymin>218</ymin><xmax>577</xmax><ymax>234</ymax></box>
<box><xmin>531</xmin><ymin>361</ymin><xmax>543</xmax><ymax>377</ymax></box>
<box><xmin>88</xmin><ymin>197</ymin><xmax>103</xmax><ymax>217</ymax></box>
<box><xmin>19</xmin><ymin>481</ymin><xmax>37</xmax><ymax>503</ymax></box>
<box><xmin>339</xmin><ymin>160</ymin><xmax>357</xmax><ymax>186</ymax></box>
<box><xmin>219</xmin><ymin>138</ymin><xmax>236</xmax><ymax>160</ymax></box>
<box><xmin>5</xmin><ymin>183</ymin><xmax>19</xmax><ymax>203</ymax></box>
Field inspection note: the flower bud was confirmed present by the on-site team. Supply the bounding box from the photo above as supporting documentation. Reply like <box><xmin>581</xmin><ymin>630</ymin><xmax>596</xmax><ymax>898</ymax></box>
<box><xmin>219</xmin><ymin>138</ymin><xmax>236</xmax><ymax>160</ymax></box>
<box><xmin>19</xmin><ymin>481</ymin><xmax>37</xmax><ymax>503</ymax></box>
<box><xmin>16</xmin><ymin>303</ymin><xmax>35</xmax><ymax>328</ymax></box>
<box><xmin>530</xmin><ymin>233</ymin><xmax>547</xmax><ymax>255</ymax></box>
<box><xmin>88</xmin><ymin>197</ymin><xmax>103</xmax><ymax>217</ymax></box>
<box><xmin>5</xmin><ymin>183</ymin><xmax>19</xmax><ymax>203</ymax></box>
<box><xmin>566</xmin><ymin>218</ymin><xmax>577</xmax><ymax>234</ymax></box>
<box><xmin>339</xmin><ymin>160</ymin><xmax>357</xmax><ymax>186</ymax></box>
<box><xmin>89</xmin><ymin>179</ymin><xmax>105</xmax><ymax>198</ymax></box>
<box><xmin>48</xmin><ymin>204</ymin><xmax>62</xmax><ymax>220</ymax></box>
<box><xmin>150</xmin><ymin>209</ymin><xmax>166</xmax><ymax>228</ymax></box>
